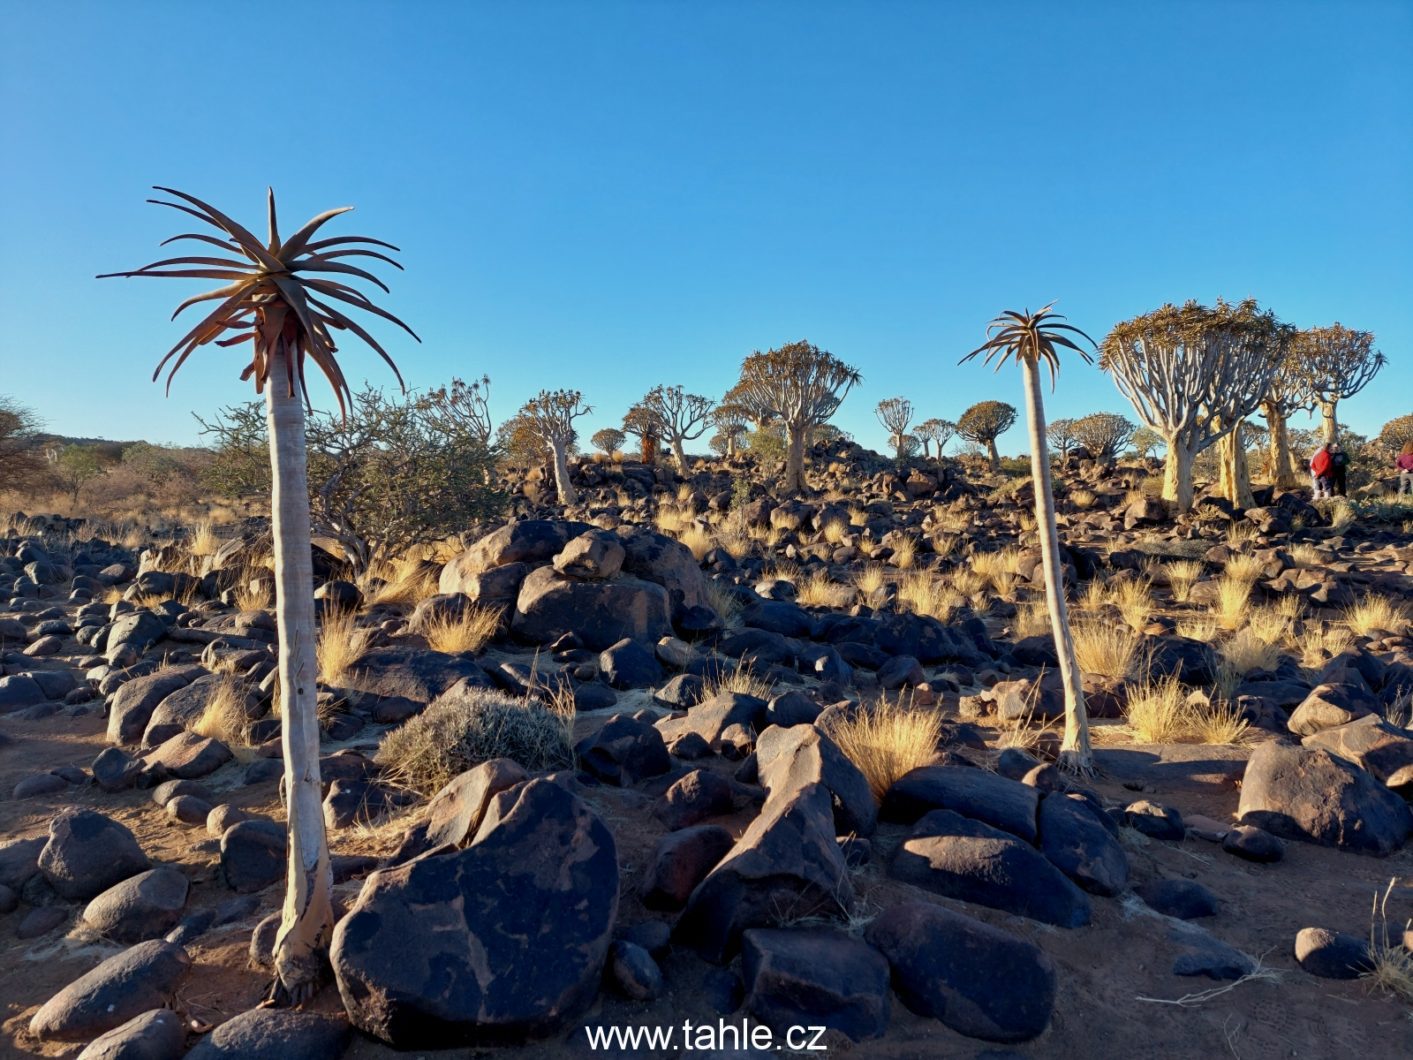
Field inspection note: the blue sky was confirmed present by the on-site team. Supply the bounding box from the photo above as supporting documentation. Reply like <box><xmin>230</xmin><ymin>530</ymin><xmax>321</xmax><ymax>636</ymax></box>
<box><xmin>1</xmin><ymin>1</ymin><xmax>1408</xmax><ymax>455</ymax></box>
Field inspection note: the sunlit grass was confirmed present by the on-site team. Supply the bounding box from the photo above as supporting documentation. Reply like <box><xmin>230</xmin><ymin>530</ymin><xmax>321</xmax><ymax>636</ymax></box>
<box><xmin>822</xmin><ymin>697</ymin><xmax>943</xmax><ymax>801</ymax></box>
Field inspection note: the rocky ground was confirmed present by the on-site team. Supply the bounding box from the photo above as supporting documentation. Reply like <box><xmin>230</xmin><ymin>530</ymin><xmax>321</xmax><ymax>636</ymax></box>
<box><xmin>2</xmin><ymin>448</ymin><xmax>1412</xmax><ymax>1059</ymax></box>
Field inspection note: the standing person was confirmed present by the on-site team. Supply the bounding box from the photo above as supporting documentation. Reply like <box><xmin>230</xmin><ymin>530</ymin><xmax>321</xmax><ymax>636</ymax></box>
<box><xmin>1310</xmin><ymin>443</ymin><xmax>1333</xmax><ymax>500</ymax></box>
<box><xmin>1329</xmin><ymin>442</ymin><xmax>1349</xmax><ymax>497</ymax></box>
<box><xmin>1398</xmin><ymin>441</ymin><xmax>1413</xmax><ymax>496</ymax></box>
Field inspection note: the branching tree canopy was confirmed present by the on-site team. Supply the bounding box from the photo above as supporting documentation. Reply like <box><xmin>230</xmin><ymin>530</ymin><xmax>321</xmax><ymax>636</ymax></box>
<box><xmin>1377</xmin><ymin>413</ymin><xmax>1413</xmax><ymax>457</ymax></box>
<box><xmin>711</xmin><ymin>403</ymin><xmax>749</xmax><ymax>458</ymax></box>
<box><xmin>0</xmin><ymin>396</ymin><xmax>49</xmax><ymax>494</ymax></box>
<box><xmin>729</xmin><ymin>341</ymin><xmax>861</xmax><ymax>492</ymax></box>
<box><xmin>590</xmin><ymin>427</ymin><xmax>626</xmax><ymax>456</ymax></box>
<box><xmin>621</xmin><ymin>402</ymin><xmax>659</xmax><ymax>464</ymax></box>
<box><xmin>516</xmin><ymin>389</ymin><xmax>591</xmax><ymax>505</ymax></box>
<box><xmin>201</xmin><ymin>386</ymin><xmax>503</xmax><ymax>574</ymax></box>
<box><xmin>957</xmin><ymin>400</ymin><xmax>1017</xmax><ymax>472</ymax></box>
<box><xmin>422</xmin><ymin>375</ymin><xmax>493</xmax><ymax>446</ymax></box>
<box><xmin>1291</xmin><ymin>323</ymin><xmax>1385</xmax><ymax>443</ymax></box>
<box><xmin>1070</xmin><ymin>412</ymin><xmax>1136</xmax><ymax>462</ymax></box>
<box><xmin>875</xmin><ymin>396</ymin><xmax>914</xmax><ymax>460</ymax></box>
<box><xmin>634</xmin><ymin>384</ymin><xmax>714</xmax><ymax>471</ymax></box>
<box><xmin>1099</xmin><ymin>299</ymin><xmax>1290</xmax><ymax>512</ymax></box>
<box><xmin>1130</xmin><ymin>426</ymin><xmax>1165</xmax><ymax>459</ymax></box>
<box><xmin>48</xmin><ymin>444</ymin><xmax>108</xmax><ymax>502</ymax></box>
<box><xmin>1046</xmin><ymin>417</ymin><xmax>1077</xmax><ymax>458</ymax></box>
<box><xmin>915</xmin><ymin>417</ymin><xmax>956</xmax><ymax>458</ymax></box>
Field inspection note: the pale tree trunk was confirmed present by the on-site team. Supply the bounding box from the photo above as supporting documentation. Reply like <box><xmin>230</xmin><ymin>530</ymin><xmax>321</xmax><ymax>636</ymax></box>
<box><xmin>671</xmin><ymin>437</ymin><xmax>688</xmax><ymax>472</ymax></box>
<box><xmin>920</xmin><ymin>439</ymin><xmax>932</xmax><ymax>459</ymax></box>
<box><xmin>1021</xmin><ymin>358</ymin><xmax>1091</xmax><ymax>773</ymax></box>
<box><xmin>892</xmin><ymin>434</ymin><xmax>906</xmax><ymax>461</ymax></box>
<box><xmin>1161</xmin><ymin>436</ymin><xmax>1196</xmax><ymax>513</ymax></box>
<box><xmin>985</xmin><ymin>438</ymin><xmax>1001</xmax><ymax>473</ymax></box>
<box><xmin>1217</xmin><ymin>419</ymin><xmax>1255</xmax><ymax>509</ymax></box>
<box><xmin>1319</xmin><ymin>400</ymin><xmax>1339</xmax><ymax>444</ymax></box>
<box><xmin>784</xmin><ymin>426</ymin><xmax>806</xmax><ymax>493</ymax></box>
<box><xmin>550</xmin><ymin>440</ymin><xmax>578</xmax><ymax>505</ymax></box>
<box><xmin>266</xmin><ymin>345</ymin><xmax>334</xmax><ymax>1005</ymax></box>
<box><xmin>1263</xmin><ymin>403</ymin><xmax>1301</xmax><ymax>488</ymax></box>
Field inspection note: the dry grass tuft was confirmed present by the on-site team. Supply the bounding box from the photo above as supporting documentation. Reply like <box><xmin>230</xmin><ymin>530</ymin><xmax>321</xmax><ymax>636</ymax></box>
<box><xmin>1362</xmin><ymin>879</ymin><xmax>1413</xmax><ymax>1005</ymax></box>
<box><xmin>1074</xmin><ymin>620</ymin><xmax>1139</xmax><ymax>681</ymax></box>
<box><xmin>890</xmin><ymin>537</ymin><xmax>917</xmax><ymax>570</ymax></box>
<box><xmin>822</xmin><ymin>698</ymin><xmax>943</xmax><ymax>801</ymax></box>
<box><xmin>1245</xmin><ymin>605</ymin><xmax>1293</xmax><ymax>646</ymax></box>
<box><xmin>1226</xmin><ymin>522</ymin><xmax>1260</xmax><ymax>546</ymax></box>
<box><xmin>1125</xmin><ymin>674</ymin><xmax>1190</xmax><ymax>743</ymax></box>
<box><xmin>704</xmin><ymin>579</ymin><xmax>744</xmax><ymax>628</ymax></box>
<box><xmin>1219</xmin><ymin>628</ymin><xmax>1279</xmax><ymax>675</ymax></box>
<box><xmin>703</xmin><ymin>661</ymin><xmax>776</xmax><ymax>701</ymax></box>
<box><xmin>1223</xmin><ymin>553</ymin><xmax>1265</xmax><ymax>584</ymax></box>
<box><xmin>1164</xmin><ymin>560</ymin><xmax>1204</xmax><ymax>604</ymax></box>
<box><xmin>364</xmin><ymin>557</ymin><xmax>439</xmax><ymax>608</ymax></box>
<box><xmin>318</xmin><ymin>607</ymin><xmax>376</xmax><ymax>684</ymax></box>
<box><xmin>1113</xmin><ymin>577</ymin><xmax>1155</xmax><ymax>630</ymax></box>
<box><xmin>1014</xmin><ymin>598</ymin><xmax>1051</xmax><ymax>639</ymax></box>
<box><xmin>1290</xmin><ymin>543</ymin><xmax>1323</xmax><ymax>568</ymax></box>
<box><xmin>796</xmin><ymin>570</ymin><xmax>854</xmax><ymax>609</ymax></box>
<box><xmin>191</xmin><ymin>675</ymin><xmax>258</xmax><ymax>747</ymax></box>
<box><xmin>821</xmin><ymin>519</ymin><xmax>850</xmax><ymax>545</ymax></box>
<box><xmin>855</xmin><ymin>565</ymin><xmax>889</xmax><ymax>598</ymax></box>
<box><xmin>376</xmin><ymin>686</ymin><xmax>574</xmax><ymax>795</ymax></box>
<box><xmin>422</xmin><ymin>606</ymin><xmax>500</xmax><ymax>654</ymax></box>
<box><xmin>232</xmin><ymin>569</ymin><xmax>274</xmax><ymax>612</ymax></box>
<box><xmin>677</xmin><ymin>525</ymin><xmax>714</xmax><ymax>562</ymax></box>
<box><xmin>1070</xmin><ymin>489</ymin><xmax>1097</xmax><ymax>510</ymax></box>
<box><xmin>1189</xmin><ymin>698</ymin><xmax>1250</xmax><ymax>744</ymax></box>
<box><xmin>1344</xmin><ymin>596</ymin><xmax>1407</xmax><ymax>638</ymax></box>
<box><xmin>1213</xmin><ymin>575</ymin><xmax>1253</xmax><ymax>631</ymax></box>
<box><xmin>899</xmin><ymin>571</ymin><xmax>962</xmax><ymax>622</ymax></box>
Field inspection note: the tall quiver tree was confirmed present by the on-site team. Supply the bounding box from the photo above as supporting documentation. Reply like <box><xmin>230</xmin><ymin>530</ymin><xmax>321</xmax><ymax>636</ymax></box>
<box><xmin>962</xmin><ymin>304</ymin><xmax>1096</xmax><ymax>773</ymax></box>
<box><xmin>711</xmin><ymin>403</ymin><xmax>749</xmax><ymax>459</ymax></box>
<box><xmin>729</xmin><ymin>341</ymin><xmax>861</xmax><ymax>493</ymax></box>
<box><xmin>915</xmin><ymin>417</ymin><xmax>956</xmax><ymax>459</ymax></box>
<box><xmin>957</xmin><ymin>400</ymin><xmax>1017</xmax><ymax>472</ymax></box>
<box><xmin>518</xmin><ymin>389</ymin><xmax>591</xmax><ymax>505</ymax></box>
<box><xmin>99</xmin><ymin>187</ymin><xmax>417</xmax><ymax>1003</ymax></box>
<box><xmin>1292</xmin><ymin>324</ymin><xmax>1385</xmax><ymax>444</ymax></box>
<box><xmin>1259</xmin><ymin>346</ymin><xmax>1312</xmax><ymax>488</ymax></box>
<box><xmin>875</xmin><ymin>397</ymin><xmax>915</xmax><ymax>460</ymax></box>
<box><xmin>634</xmin><ymin>384</ymin><xmax>715</xmax><ymax>471</ymax></box>
<box><xmin>1099</xmin><ymin>300</ymin><xmax>1287</xmax><ymax>513</ymax></box>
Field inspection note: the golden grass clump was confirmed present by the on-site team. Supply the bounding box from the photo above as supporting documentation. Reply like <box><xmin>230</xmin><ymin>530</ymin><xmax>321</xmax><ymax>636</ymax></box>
<box><xmin>1164</xmin><ymin>559</ymin><xmax>1204</xmax><ymax>603</ymax></box>
<box><xmin>1223</xmin><ymin>553</ymin><xmax>1265</xmax><ymax>584</ymax></box>
<box><xmin>1074</xmin><ymin>620</ymin><xmax>1139</xmax><ymax>681</ymax></box>
<box><xmin>891</xmin><ymin>537</ymin><xmax>917</xmax><ymax>570</ymax></box>
<box><xmin>655</xmin><ymin>507</ymin><xmax>688</xmax><ymax>535</ymax></box>
<box><xmin>1113</xmin><ymin>577</ymin><xmax>1155</xmax><ymax>630</ymax></box>
<box><xmin>1219</xmin><ymin>628</ymin><xmax>1279</xmax><ymax>675</ymax></box>
<box><xmin>232</xmin><ymin>571</ymin><xmax>274</xmax><ymax>612</ymax></box>
<box><xmin>1344</xmin><ymin>596</ymin><xmax>1407</xmax><ymax>638</ymax></box>
<box><xmin>822</xmin><ymin>698</ymin><xmax>943</xmax><ymax>801</ymax></box>
<box><xmin>717</xmin><ymin>532</ymin><xmax>752</xmax><ymax>561</ymax></box>
<box><xmin>318</xmin><ymin>606</ymin><xmax>376</xmax><ymax>684</ymax></box>
<box><xmin>1226</xmin><ymin>521</ymin><xmax>1260</xmax><ymax>546</ymax></box>
<box><xmin>704</xmin><ymin>579</ymin><xmax>743</xmax><ymax>628</ymax></box>
<box><xmin>950</xmin><ymin>567</ymin><xmax>987</xmax><ymax>599</ymax></box>
<box><xmin>821</xmin><ymin>519</ymin><xmax>850</xmax><ymax>545</ymax></box>
<box><xmin>1070</xmin><ymin>489</ymin><xmax>1097</xmax><ymax>510</ymax></box>
<box><xmin>854</xmin><ymin>565</ymin><xmax>889</xmax><ymax>598</ymax></box>
<box><xmin>188</xmin><ymin>518</ymin><xmax>219</xmax><ymax>558</ymax></box>
<box><xmin>1014</xmin><ymin>598</ymin><xmax>1051</xmax><ymax>639</ymax></box>
<box><xmin>796</xmin><ymin>570</ymin><xmax>854</xmax><ymax>609</ymax></box>
<box><xmin>703</xmin><ymin>662</ymin><xmax>776</xmax><ymax>701</ymax></box>
<box><xmin>376</xmin><ymin>686</ymin><xmax>574</xmax><ymax>795</ymax></box>
<box><xmin>422</xmin><ymin>606</ymin><xmax>500</xmax><ymax>655</ymax></box>
<box><xmin>1188</xmin><ymin>699</ymin><xmax>1250</xmax><ymax>745</ymax></box>
<box><xmin>1176</xmin><ymin>615</ymin><xmax>1219</xmax><ymax>643</ymax></box>
<box><xmin>1213</xmin><ymin>574</ymin><xmax>1253</xmax><ymax>631</ymax></box>
<box><xmin>1245</xmin><ymin>605</ymin><xmax>1293</xmax><ymax>647</ymax></box>
<box><xmin>676</xmin><ymin>524</ymin><xmax>714</xmax><ymax>562</ymax></box>
<box><xmin>932</xmin><ymin>534</ymin><xmax>959</xmax><ymax>560</ymax></box>
<box><xmin>1124</xmin><ymin>674</ymin><xmax>1190</xmax><ymax>743</ymax></box>
<box><xmin>191</xmin><ymin>675</ymin><xmax>258</xmax><ymax>747</ymax></box>
<box><xmin>1290</xmin><ymin>543</ymin><xmax>1323</xmax><ymax>568</ymax></box>
<box><xmin>364</xmin><ymin>556</ymin><xmax>439</xmax><ymax>607</ymax></box>
<box><xmin>899</xmin><ymin>571</ymin><xmax>962</xmax><ymax>622</ymax></box>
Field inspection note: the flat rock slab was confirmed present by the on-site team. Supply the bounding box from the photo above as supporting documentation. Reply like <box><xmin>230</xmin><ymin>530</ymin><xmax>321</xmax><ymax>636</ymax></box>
<box><xmin>1093</xmin><ymin>745</ymin><xmax>1248</xmax><ymax>795</ymax></box>
<box><xmin>882</xmin><ymin>765</ymin><xmax>1039</xmax><ymax>843</ymax></box>
<box><xmin>185</xmin><ymin>1009</ymin><xmax>350</xmax><ymax>1060</ymax></box>
<box><xmin>741</xmin><ymin>927</ymin><xmax>890</xmax><ymax>1043</ymax></box>
<box><xmin>29</xmin><ymin>940</ymin><xmax>191</xmax><ymax>1041</ymax></box>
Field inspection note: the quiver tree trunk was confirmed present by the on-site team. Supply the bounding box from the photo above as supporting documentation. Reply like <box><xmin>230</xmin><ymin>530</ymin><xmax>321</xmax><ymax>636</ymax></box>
<box><xmin>985</xmin><ymin>438</ymin><xmax>1001</xmax><ymax>472</ymax></box>
<box><xmin>1161</xmin><ymin>438</ymin><xmax>1196</xmax><ymax>513</ymax></box>
<box><xmin>1263</xmin><ymin>403</ymin><xmax>1302</xmax><ymax>488</ymax></box>
<box><xmin>1320</xmin><ymin>400</ymin><xmax>1339</xmax><ymax>443</ymax></box>
<box><xmin>784</xmin><ymin>427</ymin><xmax>806</xmax><ymax>493</ymax></box>
<box><xmin>1218</xmin><ymin>419</ymin><xmax>1255</xmax><ymax>509</ymax></box>
<box><xmin>266</xmin><ymin>345</ymin><xmax>334</xmax><ymax>1004</ymax></box>
<box><xmin>550</xmin><ymin>440</ymin><xmax>578</xmax><ymax>505</ymax></box>
<box><xmin>671</xmin><ymin>437</ymin><xmax>688</xmax><ymax>472</ymax></box>
<box><xmin>1020</xmin><ymin>358</ymin><xmax>1092</xmax><ymax>772</ymax></box>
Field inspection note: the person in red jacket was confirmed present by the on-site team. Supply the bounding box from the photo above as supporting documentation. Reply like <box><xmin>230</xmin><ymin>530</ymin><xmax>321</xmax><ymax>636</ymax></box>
<box><xmin>1397</xmin><ymin>441</ymin><xmax>1413</xmax><ymax>496</ymax></box>
<box><xmin>1310</xmin><ymin>444</ymin><xmax>1333</xmax><ymax>499</ymax></box>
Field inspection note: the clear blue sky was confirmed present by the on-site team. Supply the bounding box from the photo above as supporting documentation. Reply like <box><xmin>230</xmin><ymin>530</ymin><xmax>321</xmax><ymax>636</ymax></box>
<box><xmin>2</xmin><ymin>1</ymin><xmax>1409</xmax><ymax>455</ymax></box>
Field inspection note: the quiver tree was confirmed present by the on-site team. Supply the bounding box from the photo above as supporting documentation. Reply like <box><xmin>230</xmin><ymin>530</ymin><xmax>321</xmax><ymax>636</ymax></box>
<box><xmin>875</xmin><ymin>397</ymin><xmax>915</xmax><ymax>460</ymax></box>
<box><xmin>633</xmin><ymin>384</ymin><xmax>715</xmax><ymax>471</ymax></box>
<box><xmin>962</xmin><ymin>303</ymin><xmax>1096</xmax><ymax>773</ymax></box>
<box><xmin>957</xmin><ymin>400</ymin><xmax>1017</xmax><ymax>472</ymax></box>
<box><xmin>1131</xmin><ymin>426</ymin><xmax>1164</xmax><ymax>460</ymax></box>
<box><xmin>1258</xmin><ymin>347</ymin><xmax>1312</xmax><ymax>488</ymax></box>
<box><xmin>1099</xmin><ymin>299</ymin><xmax>1289</xmax><ymax>513</ymax></box>
<box><xmin>728</xmin><ymin>341</ymin><xmax>860</xmax><ymax>492</ymax></box>
<box><xmin>711</xmin><ymin>403</ymin><xmax>749</xmax><ymax>459</ymax></box>
<box><xmin>1070</xmin><ymin>412</ymin><xmax>1136</xmax><ymax>463</ymax></box>
<box><xmin>1046</xmin><ymin>417</ymin><xmax>1077</xmax><ymax>458</ymax></box>
<box><xmin>1377</xmin><ymin>414</ymin><xmax>1413</xmax><ymax>458</ymax></box>
<box><xmin>517</xmin><ymin>389</ymin><xmax>591</xmax><ymax>505</ymax></box>
<box><xmin>99</xmin><ymin>187</ymin><xmax>417</xmax><ymax>1004</ymax></box>
<box><xmin>1292</xmin><ymin>323</ymin><xmax>1385</xmax><ymax>443</ymax></box>
<box><xmin>423</xmin><ymin>374</ymin><xmax>493</xmax><ymax>446</ymax></box>
<box><xmin>590</xmin><ymin>427</ymin><xmax>626</xmax><ymax>457</ymax></box>
<box><xmin>915</xmin><ymin>417</ymin><xmax>956</xmax><ymax>458</ymax></box>
<box><xmin>621</xmin><ymin>403</ymin><xmax>659</xmax><ymax>464</ymax></box>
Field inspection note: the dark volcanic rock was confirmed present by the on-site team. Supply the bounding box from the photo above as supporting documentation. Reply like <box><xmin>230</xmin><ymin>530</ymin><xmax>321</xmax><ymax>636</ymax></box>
<box><xmin>576</xmin><ymin>714</ymin><xmax>671</xmax><ymax>786</ymax></box>
<box><xmin>184</xmin><ymin>1009</ymin><xmax>350</xmax><ymax>1060</ymax></box>
<box><xmin>755</xmin><ymin>723</ymin><xmax>877</xmax><ymax>837</ymax></box>
<box><xmin>741</xmin><ymin>927</ymin><xmax>890</xmax><ymax>1043</ymax></box>
<box><xmin>29</xmin><ymin>940</ymin><xmax>190</xmax><ymax>1041</ymax></box>
<box><xmin>1136</xmin><ymin>878</ymin><xmax>1219</xmax><ymax>920</ymax></box>
<box><xmin>642</xmin><ymin>824</ymin><xmax>736</xmax><ymax>910</ymax></box>
<box><xmin>1294</xmin><ymin>927</ymin><xmax>1374</xmax><ymax>980</ymax></box>
<box><xmin>39</xmin><ymin>808</ymin><xmax>150</xmax><ymax>900</ymax></box>
<box><xmin>883</xmin><ymin>765</ymin><xmax>1039</xmax><ymax>843</ymax></box>
<box><xmin>82</xmin><ymin>867</ymin><xmax>190</xmax><ymax>943</ymax></box>
<box><xmin>76</xmin><ymin>1007</ymin><xmax>186</xmax><ymax>1060</ymax></box>
<box><xmin>1037</xmin><ymin>792</ymin><xmax>1128</xmax><ymax>896</ymax></box>
<box><xmin>513</xmin><ymin>567</ymin><xmax>672</xmax><ymax>652</ymax></box>
<box><xmin>331</xmin><ymin>778</ymin><xmax>618</xmax><ymax>1048</ymax></box>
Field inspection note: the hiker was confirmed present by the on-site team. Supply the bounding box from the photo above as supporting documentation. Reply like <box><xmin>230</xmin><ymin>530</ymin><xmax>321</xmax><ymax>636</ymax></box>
<box><xmin>1329</xmin><ymin>442</ymin><xmax>1349</xmax><ymax>497</ymax></box>
<box><xmin>1310</xmin><ymin>443</ymin><xmax>1333</xmax><ymax>500</ymax></box>
<box><xmin>1398</xmin><ymin>441</ymin><xmax>1413</xmax><ymax>496</ymax></box>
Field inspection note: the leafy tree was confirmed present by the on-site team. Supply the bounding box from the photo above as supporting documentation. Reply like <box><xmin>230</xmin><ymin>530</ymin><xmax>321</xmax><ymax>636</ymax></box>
<box><xmin>1377</xmin><ymin>413</ymin><xmax>1413</xmax><ymax>457</ymax></box>
<box><xmin>515</xmin><ymin>389</ymin><xmax>591</xmax><ymax>504</ymax></box>
<box><xmin>728</xmin><ymin>340</ymin><xmax>861</xmax><ymax>492</ymax></box>
<box><xmin>201</xmin><ymin>387</ymin><xmax>503</xmax><ymax>574</ymax></box>
<box><xmin>49</xmin><ymin>444</ymin><xmax>107</xmax><ymax>502</ymax></box>
<box><xmin>915</xmin><ymin>417</ymin><xmax>956</xmax><ymax>458</ymax></box>
<box><xmin>590</xmin><ymin>427</ymin><xmax>626</xmax><ymax>456</ymax></box>
<box><xmin>100</xmin><ymin>187</ymin><xmax>415</xmax><ymax>1004</ymax></box>
<box><xmin>957</xmin><ymin>400</ymin><xmax>1017</xmax><ymax>472</ymax></box>
<box><xmin>1070</xmin><ymin>412</ymin><xmax>1135</xmax><ymax>462</ymax></box>
<box><xmin>962</xmin><ymin>303</ymin><xmax>1097</xmax><ymax>773</ymax></box>
<box><xmin>743</xmin><ymin>423</ymin><xmax>787</xmax><ymax>467</ymax></box>
<box><xmin>0</xmin><ymin>397</ymin><xmax>49</xmax><ymax>494</ymax></box>
<box><xmin>1130</xmin><ymin>426</ymin><xmax>1165</xmax><ymax>459</ymax></box>
<box><xmin>875</xmin><ymin>396</ymin><xmax>914</xmax><ymax>460</ymax></box>
<box><xmin>1100</xmin><ymin>299</ymin><xmax>1290</xmax><ymax>512</ymax></box>
<box><xmin>1046</xmin><ymin>417</ymin><xmax>1077</xmax><ymax>458</ymax></box>
<box><xmin>1292</xmin><ymin>324</ymin><xmax>1384</xmax><ymax>444</ymax></box>
<box><xmin>632</xmin><ymin>384</ymin><xmax>714</xmax><ymax>471</ymax></box>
